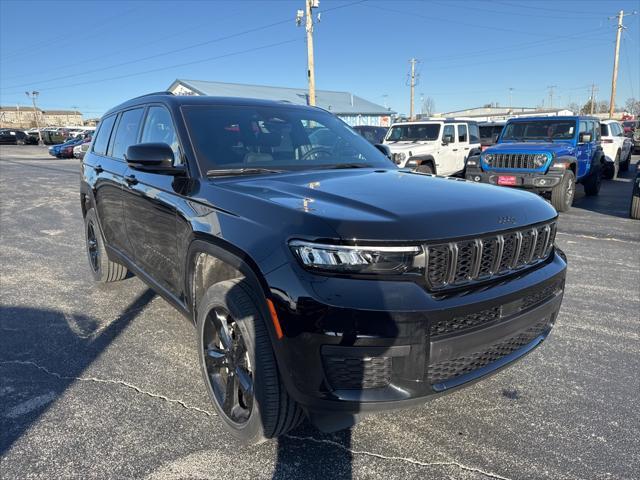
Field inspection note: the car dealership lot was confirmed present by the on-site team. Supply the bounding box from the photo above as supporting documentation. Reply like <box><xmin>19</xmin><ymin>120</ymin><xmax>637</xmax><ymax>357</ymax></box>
<box><xmin>1</xmin><ymin>145</ymin><xmax>638</xmax><ymax>479</ymax></box>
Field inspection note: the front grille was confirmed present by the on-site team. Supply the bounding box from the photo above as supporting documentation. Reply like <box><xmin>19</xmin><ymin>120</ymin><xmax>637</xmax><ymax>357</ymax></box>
<box><xmin>323</xmin><ymin>356</ymin><xmax>392</xmax><ymax>390</ymax></box>
<box><xmin>486</xmin><ymin>153</ymin><xmax>539</xmax><ymax>169</ymax></box>
<box><xmin>427</xmin><ymin>321</ymin><xmax>549</xmax><ymax>384</ymax></box>
<box><xmin>430</xmin><ymin>279</ymin><xmax>563</xmax><ymax>338</ymax></box>
<box><xmin>425</xmin><ymin>221</ymin><xmax>556</xmax><ymax>291</ymax></box>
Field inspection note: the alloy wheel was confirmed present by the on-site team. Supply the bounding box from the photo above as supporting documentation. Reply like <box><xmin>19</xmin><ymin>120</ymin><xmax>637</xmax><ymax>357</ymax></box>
<box><xmin>87</xmin><ymin>222</ymin><xmax>100</xmax><ymax>272</ymax></box>
<box><xmin>565</xmin><ymin>177</ymin><xmax>575</xmax><ymax>205</ymax></box>
<box><xmin>202</xmin><ymin>307</ymin><xmax>254</xmax><ymax>424</ymax></box>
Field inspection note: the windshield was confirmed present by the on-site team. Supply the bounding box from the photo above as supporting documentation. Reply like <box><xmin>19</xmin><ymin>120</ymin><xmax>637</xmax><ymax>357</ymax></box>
<box><xmin>182</xmin><ymin>105</ymin><xmax>393</xmax><ymax>173</ymax></box>
<box><xmin>501</xmin><ymin>120</ymin><xmax>576</xmax><ymax>141</ymax></box>
<box><xmin>385</xmin><ymin>124</ymin><xmax>440</xmax><ymax>142</ymax></box>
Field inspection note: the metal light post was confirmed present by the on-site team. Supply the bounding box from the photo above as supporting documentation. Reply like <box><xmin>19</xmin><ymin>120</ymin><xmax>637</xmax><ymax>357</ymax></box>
<box><xmin>25</xmin><ymin>91</ymin><xmax>43</xmax><ymax>145</ymax></box>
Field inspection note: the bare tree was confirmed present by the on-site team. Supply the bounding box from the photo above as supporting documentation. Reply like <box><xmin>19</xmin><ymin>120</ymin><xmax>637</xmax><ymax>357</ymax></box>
<box><xmin>567</xmin><ymin>102</ymin><xmax>580</xmax><ymax>114</ymax></box>
<box><xmin>624</xmin><ymin>98</ymin><xmax>640</xmax><ymax>117</ymax></box>
<box><xmin>421</xmin><ymin>96</ymin><xmax>435</xmax><ymax>116</ymax></box>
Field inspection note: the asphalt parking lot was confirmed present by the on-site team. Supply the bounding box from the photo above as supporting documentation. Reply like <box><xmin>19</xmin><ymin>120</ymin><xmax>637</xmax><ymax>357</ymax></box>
<box><xmin>1</xmin><ymin>145</ymin><xmax>638</xmax><ymax>479</ymax></box>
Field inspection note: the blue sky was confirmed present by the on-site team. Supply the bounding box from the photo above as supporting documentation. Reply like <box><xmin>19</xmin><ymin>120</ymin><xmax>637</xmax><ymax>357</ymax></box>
<box><xmin>1</xmin><ymin>0</ymin><xmax>639</xmax><ymax>117</ymax></box>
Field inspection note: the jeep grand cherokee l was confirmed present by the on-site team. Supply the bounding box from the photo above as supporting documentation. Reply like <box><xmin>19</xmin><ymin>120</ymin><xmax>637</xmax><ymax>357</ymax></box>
<box><xmin>81</xmin><ymin>93</ymin><xmax>566</xmax><ymax>444</ymax></box>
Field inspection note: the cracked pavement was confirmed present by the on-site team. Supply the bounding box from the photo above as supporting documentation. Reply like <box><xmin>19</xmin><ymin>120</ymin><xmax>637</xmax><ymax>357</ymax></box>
<box><xmin>1</xmin><ymin>145</ymin><xmax>638</xmax><ymax>479</ymax></box>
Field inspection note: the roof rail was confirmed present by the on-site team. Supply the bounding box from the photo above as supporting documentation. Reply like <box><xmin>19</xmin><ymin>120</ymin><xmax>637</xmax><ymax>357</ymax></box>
<box><xmin>131</xmin><ymin>91</ymin><xmax>174</xmax><ymax>100</ymax></box>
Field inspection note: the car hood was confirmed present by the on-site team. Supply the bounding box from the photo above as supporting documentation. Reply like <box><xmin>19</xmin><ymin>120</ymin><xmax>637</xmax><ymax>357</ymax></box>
<box><xmin>384</xmin><ymin>142</ymin><xmax>437</xmax><ymax>153</ymax></box>
<box><xmin>214</xmin><ymin>169</ymin><xmax>556</xmax><ymax>241</ymax></box>
<box><xmin>489</xmin><ymin>141</ymin><xmax>575</xmax><ymax>156</ymax></box>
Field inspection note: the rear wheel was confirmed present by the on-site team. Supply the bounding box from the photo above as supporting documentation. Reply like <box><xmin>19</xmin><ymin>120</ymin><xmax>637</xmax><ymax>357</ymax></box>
<box><xmin>550</xmin><ymin>170</ymin><xmax>575</xmax><ymax>212</ymax></box>
<box><xmin>631</xmin><ymin>195</ymin><xmax>640</xmax><ymax>220</ymax></box>
<box><xmin>415</xmin><ymin>163</ymin><xmax>434</xmax><ymax>174</ymax></box>
<box><xmin>197</xmin><ymin>278</ymin><xmax>303</xmax><ymax>444</ymax></box>
<box><xmin>583</xmin><ymin>164</ymin><xmax>602</xmax><ymax>196</ymax></box>
<box><xmin>84</xmin><ymin>208</ymin><xmax>128</xmax><ymax>282</ymax></box>
<box><xmin>603</xmin><ymin>152</ymin><xmax>619</xmax><ymax>180</ymax></box>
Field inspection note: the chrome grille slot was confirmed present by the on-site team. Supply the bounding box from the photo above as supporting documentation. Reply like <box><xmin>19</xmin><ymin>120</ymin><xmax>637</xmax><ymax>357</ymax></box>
<box><xmin>425</xmin><ymin>221</ymin><xmax>557</xmax><ymax>291</ymax></box>
<box><xmin>488</xmin><ymin>153</ymin><xmax>536</xmax><ymax>169</ymax></box>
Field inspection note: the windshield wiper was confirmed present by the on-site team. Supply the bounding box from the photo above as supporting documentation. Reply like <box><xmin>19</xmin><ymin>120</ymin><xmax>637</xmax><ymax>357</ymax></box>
<box><xmin>320</xmin><ymin>163</ymin><xmax>370</xmax><ymax>169</ymax></box>
<box><xmin>206</xmin><ymin>168</ymin><xmax>283</xmax><ymax>177</ymax></box>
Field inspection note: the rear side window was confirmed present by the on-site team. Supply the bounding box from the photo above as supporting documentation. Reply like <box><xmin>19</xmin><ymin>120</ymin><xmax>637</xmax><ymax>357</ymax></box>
<box><xmin>601</xmin><ymin>124</ymin><xmax>609</xmax><ymax>136</ymax></box>
<box><xmin>458</xmin><ymin>124</ymin><xmax>468</xmax><ymax>142</ymax></box>
<box><xmin>92</xmin><ymin>115</ymin><xmax>116</xmax><ymax>156</ymax></box>
<box><xmin>111</xmin><ymin>108</ymin><xmax>144</xmax><ymax>159</ymax></box>
<box><xmin>468</xmin><ymin>123</ymin><xmax>480</xmax><ymax>143</ymax></box>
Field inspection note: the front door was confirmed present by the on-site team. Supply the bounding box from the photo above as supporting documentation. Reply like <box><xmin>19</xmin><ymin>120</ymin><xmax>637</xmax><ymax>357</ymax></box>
<box><xmin>437</xmin><ymin>124</ymin><xmax>458</xmax><ymax>175</ymax></box>
<box><xmin>122</xmin><ymin>105</ymin><xmax>183</xmax><ymax>298</ymax></box>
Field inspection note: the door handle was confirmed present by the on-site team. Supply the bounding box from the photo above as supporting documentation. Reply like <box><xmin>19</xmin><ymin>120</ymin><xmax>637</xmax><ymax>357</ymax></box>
<box><xmin>452</xmin><ymin>149</ymin><xmax>458</xmax><ymax>152</ymax></box>
<box><xmin>94</xmin><ymin>164</ymin><xmax>103</xmax><ymax>173</ymax></box>
<box><xmin>124</xmin><ymin>174</ymin><xmax>138</xmax><ymax>185</ymax></box>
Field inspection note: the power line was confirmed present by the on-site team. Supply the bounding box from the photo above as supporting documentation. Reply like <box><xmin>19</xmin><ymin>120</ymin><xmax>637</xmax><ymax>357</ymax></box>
<box><xmin>431</xmin><ymin>0</ymin><xmax>606</xmax><ymax>21</ymax></box>
<box><xmin>0</xmin><ymin>39</ymin><xmax>299</xmax><ymax>96</ymax></box>
<box><xmin>491</xmin><ymin>0</ymin><xmax>607</xmax><ymax>18</ymax></box>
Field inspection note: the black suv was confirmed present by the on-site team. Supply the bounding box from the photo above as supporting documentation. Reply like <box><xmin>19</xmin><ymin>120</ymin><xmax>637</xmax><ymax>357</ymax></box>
<box><xmin>81</xmin><ymin>93</ymin><xmax>566</xmax><ymax>444</ymax></box>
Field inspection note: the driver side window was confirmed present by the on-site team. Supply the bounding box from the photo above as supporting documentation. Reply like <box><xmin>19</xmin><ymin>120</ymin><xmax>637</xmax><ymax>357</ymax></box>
<box><xmin>141</xmin><ymin>106</ymin><xmax>181</xmax><ymax>164</ymax></box>
<box><xmin>443</xmin><ymin>125</ymin><xmax>455</xmax><ymax>143</ymax></box>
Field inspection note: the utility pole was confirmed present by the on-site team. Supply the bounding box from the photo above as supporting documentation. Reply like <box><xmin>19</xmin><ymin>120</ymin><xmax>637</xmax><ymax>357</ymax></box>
<box><xmin>25</xmin><ymin>91</ymin><xmax>43</xmax><ymax>145</ymax></box>
<box><xmin>547</xmin><ymin>85</ymin><xmax>557</xmax><ymax>109</ymax></box>
<box><xmin>408</xmin><ymin>58</ymin><xmax>418</xmax><ymax>120</ymax></box>
<box><xmin>608</xmin><ymin>10</ymin><xmax>638</xmax><ymax>118</ymax></box>
<box><xmin>590</xmin><ymin>83</ymin><xmax>598</xmax><ymax>114</ymax></box>
<box><xmin>508</xmin><ymin>87</ymin><xmax>514</xmax><ymax>110</ymax></box>
<box><xmin>296</xmin><ymin>1</ymin><xmax>319</xmax><ymax>106</ymax></box>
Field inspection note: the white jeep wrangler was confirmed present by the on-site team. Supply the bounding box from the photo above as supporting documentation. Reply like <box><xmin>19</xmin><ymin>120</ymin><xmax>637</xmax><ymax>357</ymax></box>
<box><xmin>383</xmin><ymin>119</ymin><xmax>481</xmax><ymax>176</ymax></box>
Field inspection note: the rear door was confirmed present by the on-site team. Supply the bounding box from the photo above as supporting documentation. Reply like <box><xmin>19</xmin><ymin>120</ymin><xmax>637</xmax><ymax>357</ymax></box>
<box><xmin>122</xmin><ymin>105</ymin><xmax>183</xmax><ymax>298</ymax></box>
<box><xmin>84</xmin><ymin>113</ymin><xmax>132</xmax><ymax>256</ymax></box>
<box><xmin>455</xmin><ymin>124</ymin><xmax>469</xmax><ymax>171</ymax></box>
<box><xmin>575</xmin><ymin>120</ymin><xmax>591</xmax><ymax>178</ymax></box>
<box><xmin>437</xmin><ymin>124</ymin><xmax>458</xmax><ymax>175</ymax></box>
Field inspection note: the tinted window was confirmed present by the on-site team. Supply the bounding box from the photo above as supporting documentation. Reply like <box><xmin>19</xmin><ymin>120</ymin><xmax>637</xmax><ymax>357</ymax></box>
<box><xmin>443</xmin><ymin>125</ymin><xmax>455</xmax><ymax>142</ymax></box>
<box><xmin>457</xmin><ymin>124</ymin><xmax>468</xmax><ymax>142</ymax></box>
<box><xmin>600</xmin><ymin>123</ymin><xmax>609</xmax><ymax>136</ymax></box>
<box><xmin>182</xmin><ymin>105</ymin><xmax>391</xmax><ymax>172</ymax></box>
<box><xmin>111</xmin><ymin>108</ymin><xmax>144</xmax><ymax>159</ymax></box>
<box><xmin>504</xmin><ymin>120</ymin><xmax>576</xmax><ymax>141</ymax></box>
<box><xmin>141</xmin><ymin>106</ymin><xmax>180</xmax><ymax>162</ymax></box>
<box><xmin>92</xmin><ymin>114</ymin><xmax>116</xmax><ymax>156</ymax></box>
<box><xmin>468</xmin><ymin>123</ymin><xmax>480</xmax><ymax>143</ymax></box>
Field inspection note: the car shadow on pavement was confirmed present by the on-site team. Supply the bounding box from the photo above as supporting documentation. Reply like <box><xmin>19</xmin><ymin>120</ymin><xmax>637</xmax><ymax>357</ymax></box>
<box><xmin>0</xmin><ymin>289</ymin><xmax>156</xmax><ymax>456</ymax></box>
<box><xmin>571</xmin><ymin>161</ymin><xmax>638</xmax><ymax>219</ymax></box>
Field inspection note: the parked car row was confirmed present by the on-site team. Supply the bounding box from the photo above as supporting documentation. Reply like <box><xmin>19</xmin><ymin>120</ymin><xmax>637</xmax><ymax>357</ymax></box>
<box><xmin>48</xmin><ymin>132</ymin><xmax>92</xmax><ymax>158</ymax></box>
<box><xmin>0</xmin><ymin>128</ymin><xmax>39</xmax><ymax>145</ymax></box>
<box><xmin>0</xmin><ymin>126</ymin><xmax>96</xmax><ymax>145</ymax></box>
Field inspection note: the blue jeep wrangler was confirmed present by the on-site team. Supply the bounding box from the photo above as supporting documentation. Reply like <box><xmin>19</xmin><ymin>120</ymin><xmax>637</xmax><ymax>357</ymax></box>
<box><xmin>465</xmin><ymin>116</ymin><xmax>604</xmax><ymax>212</ymax></box>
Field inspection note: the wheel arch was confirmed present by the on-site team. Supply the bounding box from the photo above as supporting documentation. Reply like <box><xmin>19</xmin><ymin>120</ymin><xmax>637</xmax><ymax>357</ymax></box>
<box><xmin>408</xmin><ymin>154</ymin><xmax>436</xmax><ymax>172</ymax></box>
<box><xmin>185</xmin><ymin>235</ymin><xmax>271</xmax><ymax>327</ymax></box>
<box><xmin>554</xmin><ymin>155</ymin><xmax>577</xmax><ymax>175</ymax></box>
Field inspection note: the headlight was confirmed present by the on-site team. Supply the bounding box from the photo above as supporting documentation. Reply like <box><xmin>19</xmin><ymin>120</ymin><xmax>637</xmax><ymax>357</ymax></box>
<box><xmin>392</xmin><ymin>152</ymin><xmax>406</xmax><ymax>164</ymax></box>
<box><xmin>533</xmin><ymin>153</ymin><xmax>548</xmax><ymax>168</ymax></box>
<box><xmin>483</xmin><ymin>153</ymin><xmax>494</xmax><ymax>164</ymax></box>
<box><xmin>289</xmin><ymin>240</ymin><xmax>424</xmax><ymax>275</ymax></box>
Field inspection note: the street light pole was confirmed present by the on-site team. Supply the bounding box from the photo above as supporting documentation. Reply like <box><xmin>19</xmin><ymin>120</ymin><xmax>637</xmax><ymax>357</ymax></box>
<box><xmin>25</xmin><ymin>91</ymin><xmax>43</xmax><ymax>145</ymax></box>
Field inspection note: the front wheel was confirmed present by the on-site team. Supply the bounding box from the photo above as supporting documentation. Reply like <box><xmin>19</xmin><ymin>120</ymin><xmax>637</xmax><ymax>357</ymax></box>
<box><xmin>550</xmin><ymin>170</ymin><xmax>575</xmax><ymax>212</ymax></box>
<box><xmin>415</xmin><ymin>163</ymin><xmax>434</xmax><ymax>174</ymax></box>
<box><xmin>619</xmin><ymin>150</ymin><xmax>630</xmax><ymax>172</ymax></box>
<box><xmin>603</xmin><ymin>152</ymin><xmax>619</xmax><ymax>180</ymax></box>
<box><xmin>197</xmin><ymin>279</ymin><xmax>303</xmax><ymax>444</ymax></box>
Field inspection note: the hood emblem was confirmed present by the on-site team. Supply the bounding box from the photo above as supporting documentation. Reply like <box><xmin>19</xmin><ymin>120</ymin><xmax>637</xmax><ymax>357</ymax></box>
<box><xmin>498</xmin><ymin>216</ymin><xmax>517</xmax><ymax>225</ymax></box>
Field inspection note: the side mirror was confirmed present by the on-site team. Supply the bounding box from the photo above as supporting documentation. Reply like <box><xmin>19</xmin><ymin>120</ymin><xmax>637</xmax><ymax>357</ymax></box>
<box><xmin>578</xmin><ymin>132</ymin><xmax>592</xmax><ymax>143</ymax></box>
<box><xmin>374</xmin><ymin>143</ymin><xmax>392</xmax><ymax>159</ymax></box>
<box><xmin>442</xmin><ymin>135</ymin><xmax>453</xmax><ymax>145</ymax></box>
<box><xmin>124</xmin><ymin>143</ymin><xmax>183</xmax><ymax>174</ymax></box>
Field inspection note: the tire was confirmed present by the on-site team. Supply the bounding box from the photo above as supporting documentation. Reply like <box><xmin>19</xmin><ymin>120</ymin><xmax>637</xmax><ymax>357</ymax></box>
<box><xmin>84</xmin><ymin>208</ymin><xmax>128</xmax><ymax>282</ymax></box>
<box><xmin>583</xmin><ymin>164</ymin><xmax>602</xmax><ymax>196</ymax></box>
<box><xmin>631</xmin><ymin>195</ymin><xmax>640</xmax><ymax>220</ymax></box>
<box><xmin>197</xmin><ymin>278</ymin><xmax>303</xmax><ymax>444</ymax></box>
<box><xmin>619</xmin><ymin>150</ymin><xmax>630</xmax><ymax>172</ymax></box>
<box><xmin>415</xmin><ymin>163</ymin><xmax>434</xmax><ymax>174</ymax></box>
<box><xmin>550</xmin><ymin>170</ymin><xmax>575</xmax><ymax>212</ymax></box>
<box><xmin>16</xmin><ymin>139</ymin><xmax>25</xmax><ymax>146</ymax></box>
<box><xmin>603</xmin><ymin>152</ymin><xmax>619</xmax><ymax>180</ymax></box>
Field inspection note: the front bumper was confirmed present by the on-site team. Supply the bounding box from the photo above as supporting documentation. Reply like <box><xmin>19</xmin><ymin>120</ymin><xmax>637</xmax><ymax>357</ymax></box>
<box><xmin>465</xmin><ymin>166</ymin><xmax>563</xmax><ymax>191</ymax></box>
<box><xmin>265</xmin><ymin>250</ymin><xmax>566</xmax><ymax>424</ymax></box>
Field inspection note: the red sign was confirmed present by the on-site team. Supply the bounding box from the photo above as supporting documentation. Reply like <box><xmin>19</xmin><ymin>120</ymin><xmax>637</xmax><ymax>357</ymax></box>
<box><xmin>497</xmin><ymin>175</ymin><xmax>518</xmax><ymax>186</ymax></box>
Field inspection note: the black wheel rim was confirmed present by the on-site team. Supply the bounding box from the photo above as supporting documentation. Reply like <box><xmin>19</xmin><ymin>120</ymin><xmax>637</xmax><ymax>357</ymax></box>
<box><xmin>87</xmin><ymin>222</ymin><xmax>100</xmax><ymax>272</ymax></box>
<box><xmin>202</xmin><ymin>307</ymin><xmax>254</xmax><ymax>424</ymax></box>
